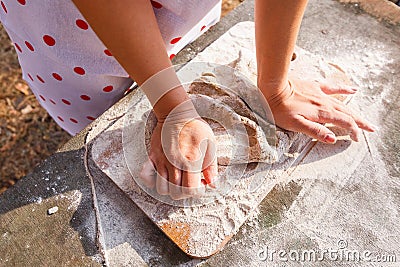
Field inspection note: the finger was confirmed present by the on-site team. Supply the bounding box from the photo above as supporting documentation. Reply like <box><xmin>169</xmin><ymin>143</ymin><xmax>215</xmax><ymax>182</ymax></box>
<box><xmin>293</xmin><ymin>115</ymin><xmax>337</xmax><ymax>144</ymax></box>
<box><xmin>320</xmin><ymin>83</ymin><xmax>358</xmax><ymax>95</ymax></box>
<box><xmin>156</xmin><ymin>165</ymin><xmax>169</xmax><ymax>196</ymax></box>
<box><xmin>168</xmin><ymin>167</ymin><xmax>186</xmax><ymax>200</ymax></box>
<box><xmin>313</xmin><ymin>109</ymin><xmax>361</xmax><ymax>141</ymax></box>
<box><xmin>139</xmin><ymin>159</ymin><xmax>156</xmax><ymax>189</ymax></box>
<box><xmin>202</xmin><ymin>140</ymin><xmax>218</xmax><ymax>187</ymax></box>
<box><xmin>333</xmin><ymin>104</ymin><xmax>376</xmax><ymax>132</ymax></box>
<box><xmin>202</xmin><ymin>162</ymin><xmax>218</xmax><ymax>188</ymax></box>
<box><xmin>182</xmin><ymin>170</ymin><xmax>205</xmax><ymax>197</ymax></box>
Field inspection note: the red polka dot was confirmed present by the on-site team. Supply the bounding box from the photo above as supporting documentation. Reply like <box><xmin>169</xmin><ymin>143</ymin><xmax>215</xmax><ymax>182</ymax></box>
<box><xmin>62</xmin><ymin>99</ymin><xmax>71</xmax><ymax>105</ymax></box>
<box><xmin>73</xmin><ymin>67</ymin><xmax>85</xmax><ymax>75</ymax></box>
<box><xmin>1</xmin><ymin>1</ymin><xmax>7</xmax><ymax>13</ymax></box>
<box><xmin>39</xmin><ymin>95</ymin><xmax>46</xmax><ymax>101</ymax></box>
<box><xmin>27</xmin><ymin>73</ymin><xmax>33</xmax><ymax>81</ymax></box>
<box><xmin>104</xmin><ymin>49</ymin><xmax>112</xmax><ymax>56</ymax></box>
<box><xmin>57</xmin><ymin>116</ymin><xmax>64</xmax><ymax>122</ymax></box>
<box><xmin>80</xmin><ymin>94</ymin><xmax>91</xmax><ymax>101</ymax></box>
<box><xmin>36</xmin><ymin>75</ymin><xmax>45</xmax><ymax>83</ymax></box>
<box><xmin>52</xmin><ymin>72</ymin><xmax>62</xmax><ymax>81</ymax></box>
<box><xmin>87</xmin><ymin>116</ymin><xmax>96</xmax><ymax>121</ymax></box>
<box><xmin>17</xmin><ymin>0</ymin><xmax>26</xmax><ymax>5</ymax></box>
<box><xmin>70</xmin><ymin>118</ymin><xmax>78</xmax><ymax>124</ymax></box>
<box><xmin>201</xmin><ymin>25</ymin><xmax>206</xmax><ymax>31</ymax></box>
<box><xmin>43</xmin><ymin>35</ymin><xmax>56</xmax><ymax>46</ymax></box>
<box><xmin>76</xmin><ymin>19</ymin><xmax>89</xmax><ymax>30</ymax></box>
<box><xmin>50</xmin><ymin>99</ymin><xmax>56</xmax><ymax>105</ymax></box>
<box><xmin>170</xmin><ymin>37</ymin><xmax>182</xmax><ymax>45</ymax></box>
<box><xmin>25</xmin><ymin>41</ymin><xmax>34</xmax><ymax>51</ymax></box>
<box><xmin>151</xmin><ymin>0</ymin><xmax>162</xmax><ymax>8</ymax></box>
<box><xmin>102</xmin><ymin>85</ymin><xmax>113</xmax><ymax>92</ymax></box>
<box><xmin>14</xmin><ymin>43</ymin><xmax>22</xmax><ymax>53</ymax></box>
<box><xmin>169</xmin><ymin>54</ymin><xmax>175</xmax><ymax>60</ymax></box>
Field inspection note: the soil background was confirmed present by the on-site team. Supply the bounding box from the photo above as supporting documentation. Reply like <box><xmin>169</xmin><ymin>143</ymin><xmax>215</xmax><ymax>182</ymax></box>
<box><xmin>0</xmin><ymin>0</ymin><xmax>244</xmax><ymax>194</ymax></box>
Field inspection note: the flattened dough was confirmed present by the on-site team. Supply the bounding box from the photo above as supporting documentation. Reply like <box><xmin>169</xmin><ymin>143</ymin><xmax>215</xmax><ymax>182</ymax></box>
<box><xmin>144</xmin><ymin>77</ymin><xmax>277</xmax><ymax>165</ymax></box>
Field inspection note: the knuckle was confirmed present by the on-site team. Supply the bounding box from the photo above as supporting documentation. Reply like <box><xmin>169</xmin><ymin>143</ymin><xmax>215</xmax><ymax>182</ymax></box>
<box><xmin>168</xmin><ymin>172</ymin><xmax>181</xmax><ymax>185</ymax></box>
<box><xmin>169</xmin><ymin>179</ymin><xmax>179</xmax><ymax>186</ymax></box>
<box><xmin>183</xmin><ymin>149</ymin><xmax>202</xmax><ymax>162</ymax></box>
<box><xmin>311</xmin><ymin>125</ymin><xmax>324</xmax><ymax>138</ymax></box>
<box><xmin>341</xmin><ymin>116</ymin><xmax>355</xmax><ymax>128</ymax></box>
<box><xmin>310</xmin><ymin>98</ymin><xmax>323</xmax><ymax>107</ymax></box>
<box><xmin>184</xmin><ymin>154</ymin><xmax>198</xmax><ymax>162</ymax></box>
<box><xmin>317</xmin><ymin>107</ymin><xmax>335</xmax><ymax>120</ymax></box>
<box><xmin>150</xmin><ymin>154</ymin><xmax>166</xmax><ymax>166</ymax></box>
<box><xmin>335</xmin><ymin>101</ymin><xmax>347</xmax><ymax>110</ymax></box>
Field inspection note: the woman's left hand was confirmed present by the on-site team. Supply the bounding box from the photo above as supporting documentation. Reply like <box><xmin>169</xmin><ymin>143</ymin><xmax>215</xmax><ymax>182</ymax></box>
<box><xmin>264</xmin><ymin>79</ymin><xmax>376</xmax><ymax>143</ymax></box>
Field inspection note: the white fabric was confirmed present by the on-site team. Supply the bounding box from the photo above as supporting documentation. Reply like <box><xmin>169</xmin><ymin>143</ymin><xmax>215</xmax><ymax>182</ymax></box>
<box><xmin>0</xmin><ymin>0</ymin><xmax>221</xmax><ymax>135</ymax></box>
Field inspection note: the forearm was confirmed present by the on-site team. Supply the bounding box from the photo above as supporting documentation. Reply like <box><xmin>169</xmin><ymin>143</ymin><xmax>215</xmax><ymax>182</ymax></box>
<box><xmin>255</xmin><ymin>0</ymin><xmax>308</xmax><ymax>99</ymax></box>
<box><xmin>72</xmin><ymin>0</ymin><xmax>190</xmax><ymax>120</ymax></box>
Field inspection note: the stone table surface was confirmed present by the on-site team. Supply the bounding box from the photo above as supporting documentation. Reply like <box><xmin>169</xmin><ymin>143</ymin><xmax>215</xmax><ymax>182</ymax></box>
<box><xmin>1</xmin><ymin>0</ymin><xmax>400</xmax><ymax>266</ymax></box>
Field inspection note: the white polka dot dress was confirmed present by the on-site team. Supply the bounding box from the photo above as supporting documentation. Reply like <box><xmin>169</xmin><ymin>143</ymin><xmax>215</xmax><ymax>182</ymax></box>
<box><xmin>0</xmin><ymin>0</ymin><xmax>222</xmax><ymax>135</ymax></box>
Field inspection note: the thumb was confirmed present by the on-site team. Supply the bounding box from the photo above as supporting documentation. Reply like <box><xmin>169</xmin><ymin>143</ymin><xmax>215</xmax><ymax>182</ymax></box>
<box><xmin>139</xmin><ymin>159</ymin><xmax>157</xmax><ymax>188</ymax></box>
<box><xmin>202</xmin><ymin>139</ymin><xmax>218</xmax><ymax>187</ymax></box>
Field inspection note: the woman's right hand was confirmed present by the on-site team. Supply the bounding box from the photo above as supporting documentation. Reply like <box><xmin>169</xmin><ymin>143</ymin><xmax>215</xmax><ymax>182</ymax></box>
<box><xmin>139</xmin><ymin>102</ymin><xmax>218</xmax><ymax>200</ymax></box>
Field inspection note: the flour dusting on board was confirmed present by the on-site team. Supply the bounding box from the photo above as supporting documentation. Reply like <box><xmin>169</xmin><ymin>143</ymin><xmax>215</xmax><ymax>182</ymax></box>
<box><xmin>90</xmin><ymin>22</ymin><xmax>354</xmax><ymax>258</ymax></box>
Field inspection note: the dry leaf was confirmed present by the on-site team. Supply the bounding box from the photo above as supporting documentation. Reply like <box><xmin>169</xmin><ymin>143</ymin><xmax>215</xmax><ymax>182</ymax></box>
<box><xmin>21</xmin><ymin>104</ymin><xmax>33</xmax><ymax>114</ymax></box>
<box><xmin>5</xmin><ymin>97</ymin><xmax>15</xmax><ymax>110</ymax></box>
<box><xmin>15</xmin><ymin>82</ymin><xmax>30</xmax><ymax>95</ymax></box>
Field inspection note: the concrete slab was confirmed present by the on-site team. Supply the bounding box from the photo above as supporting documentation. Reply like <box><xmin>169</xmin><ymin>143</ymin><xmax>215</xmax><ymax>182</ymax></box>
<box><xmin>1</xmin><ymin>0</ymin><xmax>399</xmax><ymax>266</ymax></box>
<box><xmin>0</xmin><ymin>149</ymin><xmax>103</xmax><ymax>266</ymax></box>
<box><xmin>339</xmin><ymin>0</ymin><xmax>400</xmax><ymax>25</ymax></box>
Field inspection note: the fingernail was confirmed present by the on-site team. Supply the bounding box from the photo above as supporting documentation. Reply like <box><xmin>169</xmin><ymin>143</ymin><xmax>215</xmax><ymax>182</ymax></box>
<box><xmin>324</xmin><ymin>133</ymin><xmax>337</xmax><ymax>144</ymax></box>
<box><xmin>370</xmin><ymin>124</ymin><xmax>379</xmax><ymax>132</ymax></box>
<box><xmin>344</xmin><ymin>86</ymin><xmax>358</xmax><ymax>93</ymax></box>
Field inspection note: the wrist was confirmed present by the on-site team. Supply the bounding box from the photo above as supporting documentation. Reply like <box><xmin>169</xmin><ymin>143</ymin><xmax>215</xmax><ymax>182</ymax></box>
<box><xmin>154</xmin><ymin>90</ymin><xmax>200</xmax><ymax>123</ymax></box>
<box><xmin>153</xmin><ymin>86</ymin><xmax>196</xmax><ymax>122</ymax></box>
<box><xmin>138</xmin><ymin>66</ymin><xmax>197</xmax><ymax>121</ymax></box>
<box><xmin>258</xmin><ymin>79</ymin><xmax>293</xmax><ymax>105</ymax></box>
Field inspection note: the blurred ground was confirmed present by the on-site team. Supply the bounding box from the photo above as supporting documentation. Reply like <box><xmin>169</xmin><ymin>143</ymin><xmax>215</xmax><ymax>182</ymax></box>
<box><xmin>0</xmin><ymin>0</ymin><xmax>244</xmax><ymax>194</ymax></box>
<box><xmin>0</xmin><ymin>26</ymin><xmax>71</xmax><ymax>194</ymax></box>
<box><xmin>221</xmin><ymin>0</ymin><xmax>244</xmax><ymax>17</ymax></box>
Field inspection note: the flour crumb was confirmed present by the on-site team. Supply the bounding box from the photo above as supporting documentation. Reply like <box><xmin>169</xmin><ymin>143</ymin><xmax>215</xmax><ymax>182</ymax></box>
<box><xmin>47</xmin><ymin>206</ymin><xmax>58</xmax><ymax>215</ymax></box>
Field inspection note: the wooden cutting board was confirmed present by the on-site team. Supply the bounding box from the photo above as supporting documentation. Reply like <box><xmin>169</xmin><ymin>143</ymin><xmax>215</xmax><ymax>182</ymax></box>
<box><xmin>89</xmin><ymin>22</ymin><xmax>354</xmax><ymax>258</ymax></box>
